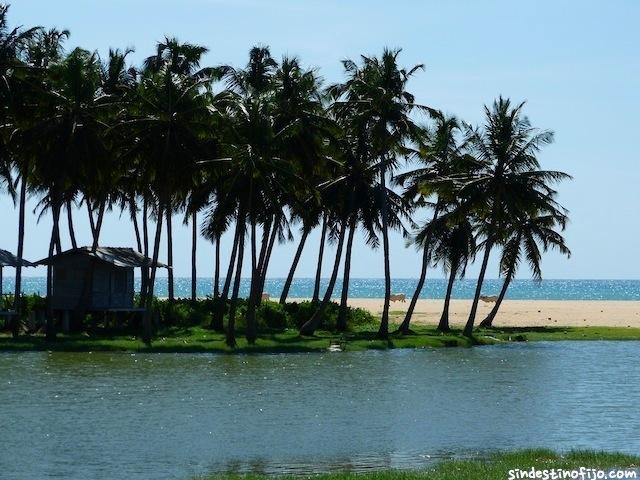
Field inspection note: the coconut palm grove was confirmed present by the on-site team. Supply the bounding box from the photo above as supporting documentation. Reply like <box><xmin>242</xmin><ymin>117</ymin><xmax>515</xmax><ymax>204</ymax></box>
<box><xmin>0</xmin><ymin>4</ymin><xmax>573</xmax><ymax>348</ymax></box>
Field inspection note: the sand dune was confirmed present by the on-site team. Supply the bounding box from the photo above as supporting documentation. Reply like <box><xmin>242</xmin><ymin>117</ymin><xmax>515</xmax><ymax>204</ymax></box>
<box><xmin>290</xmin><ymin>298</ymin><xmax>640</xmax><ymax>328</ymax></box>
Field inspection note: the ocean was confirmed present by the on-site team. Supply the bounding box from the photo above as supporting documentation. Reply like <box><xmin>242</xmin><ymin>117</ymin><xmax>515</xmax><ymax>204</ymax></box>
<box><xmin>2</xmin><ymin>277</ymin><xmax>639</xmax><ymax>300</ymax></box>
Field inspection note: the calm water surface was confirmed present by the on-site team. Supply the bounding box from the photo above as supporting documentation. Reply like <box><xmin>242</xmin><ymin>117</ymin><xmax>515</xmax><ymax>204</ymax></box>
<box><xmin>1</xmin><ymin>341</ymin><xmax>640</xmax><ymax>479</ymax></box>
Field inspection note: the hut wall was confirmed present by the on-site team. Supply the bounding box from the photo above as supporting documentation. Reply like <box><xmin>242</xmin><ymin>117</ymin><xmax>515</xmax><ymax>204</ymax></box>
<box><xmin>51</xmin><ymin>255</ymin><xmax>135</xmax><ymax>310</ymax></box>
<box><xmin>51</xmin><ymin>256</ymin><xmax>91</xmax><ymax>310</ymax></box>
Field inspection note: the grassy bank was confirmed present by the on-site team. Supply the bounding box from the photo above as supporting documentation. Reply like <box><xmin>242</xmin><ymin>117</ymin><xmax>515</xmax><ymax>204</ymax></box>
<box><xmin>196</xmin><ymin>450</ymin><xmax>640</xmax><ymax>479</ymax></box>
<box><xmin>2</xmin><ymin>323</ymin><xmax>640</xmax><ymax>354</ymax></box>
<box><xmin>2</xmin><ymin>298</ymin><xmax>640</xmax><ymax>353</ymax></box>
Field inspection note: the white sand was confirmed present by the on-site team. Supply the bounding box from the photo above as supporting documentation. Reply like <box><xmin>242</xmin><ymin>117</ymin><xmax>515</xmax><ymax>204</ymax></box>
<box><xmin>289</xmin><ymin>298</ymin><xmax>640</xmax><ymax>328</ymax></box>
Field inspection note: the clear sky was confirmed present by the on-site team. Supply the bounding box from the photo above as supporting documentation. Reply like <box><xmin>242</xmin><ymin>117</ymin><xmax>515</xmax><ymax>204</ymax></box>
<box><xmin>2</xmin><ymin>0</ymin><xmax>639</xmax><ymax>279</ymax></box>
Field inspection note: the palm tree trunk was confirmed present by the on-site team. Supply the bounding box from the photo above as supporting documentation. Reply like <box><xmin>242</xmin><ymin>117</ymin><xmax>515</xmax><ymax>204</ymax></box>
<box><xmin>398</xmin><ymin>207</ymin><xmax>440</xmax><ymax>333</ymax></box>
<box><xmin>166</xmin><ymin>210</ymin><xmax>174</xmax><ymax>303</ymax></box>
<box><xmin>463</xmin><ymin>241</ymin><xmax>493</xmax><ymax>337</ymax></box>
<box><xmin>245</xmin><ymin>220</ymin><xmax>259</xmax><ymax>344</ymax></box>
<box><xmin>227</xmin><ymin>216</ymin><xmax>246</xmax><ymax>348</ymax></box>
<box><xmin>45</xmin><ymin>227</ymin><xmax>56</xmax><ymax>340</ymax></box>
<box><xmin>312</xmin><ymin>215</ymin><xmax>327</xmax><ymax>303</ymax></box>
<box><xmin>191</xmin><ymin>211</ymin><xmax>197</xmax><ymax>302</ymax></box>
<box><xmin>254</xmin><ymin>219</ymin><xmax>271</xmax><ymax>295</ymax></box>
<box><xmin>211</xmin><ymin>221</ymin><xmax>239</xmax><ymax>330</ymax></box>
<box><xmin>130</xmin><ymin>198</ymin><xmax>142</xmax><ymax>253</ymax></box>
<box><xmin>87</xmin><ymin>200</ymin><xmax>96</xmax><ymax>240</ymax></box>
<box><xmin>437</xmin><ymin>261</ymin><xmax>458</xmax><ymax>332</ymax></box>
<box><xmin>257</xmin><ymin>219</ymin><xmax>278</xmax><ymax>303</ymax></box>
<box><xmin>52</xmin><ymin>202</ymin><xmax>62</xmax><ymax>255</ymax></box>
<box><xmin>279</xmin><ymin>229</ymin><xmax>309</xmax><ymax>304</ymax></box>
<box><xmin>300</xmin><ymin>220</ymin><xmax>347</xmax><ymax>335</ymax></box>
<box><xmin>12</xmin><ymin>175</ymin><xmax>27</xmax><ymax>336</ymax></box>
<box><xmin>397</xmin><ymin>247</ymin><xmax>428</xmax><ymax>334</ymax></box>
<box><xmin>377</xmin><ymin>166</ymin><xmax>391</xmax><ymax>340</ymax></box>
<box><xmin>223</xmin><ymin>230</ymin><xmax>240</xmax><ymax>296</ymax></box>
<box><xmin>252</xmin><ymin>222</ymin><xmax>261</xmax><ymax>277</ymax></box>
<box><xmin>479</xmin><ymin>267</ymin><xmax>513</xmax><ymax>328</ymax></box>
<box><xmin>92</xmin><ymin>201</ymin><xmax>105</xmax><ymax>251</ymax></box>
<box><xmin>142</xmin><ymin>205</ymin><xmax>164</xmax><ymax>343</ymax></box>
<box><xmin>141</xmin><ymin>197</ymin><xmax>149</xmax><ymax>299</ymax></box>
<box><xmin>214</xmin><ymin>234</ymin><xmax>220</xmax><ymax>298</ymax></box>
<box><xmin>337</xmin><ymin>217</ymin><xmax>357</xmax><ymax>331</ymax></box>
<box><xmin>66</xmin><ymin>200</ymin><xmax>77</xmax><ymax>250</ymax></box>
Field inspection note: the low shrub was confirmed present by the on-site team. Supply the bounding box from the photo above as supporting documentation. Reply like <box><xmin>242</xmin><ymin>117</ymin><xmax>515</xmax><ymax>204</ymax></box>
<box><xmin>256</xmin><ymin>301</ymin><xmax>288</xmax><ymax>329</ymax></box>
<box><xmin>283</xmin><ymin>300</ymin><xmax>375</xmax><ymax>330</ymax></box>
<box><xmin>284</xmin><ymin>300</ymin><xmax>320</xmax><ymax>329</ymax></box>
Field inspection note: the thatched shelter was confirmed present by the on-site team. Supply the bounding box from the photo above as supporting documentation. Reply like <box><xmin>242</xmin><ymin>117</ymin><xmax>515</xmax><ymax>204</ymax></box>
<box><xmin>35</xmin><ymin>247</ymin><xmax>168</xmax><ymax>311</ymax></box>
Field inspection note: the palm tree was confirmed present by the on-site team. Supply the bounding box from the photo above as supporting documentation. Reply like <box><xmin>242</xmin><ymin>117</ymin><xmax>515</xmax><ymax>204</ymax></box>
<box><xmin>394</xmin><ymin>113</ymin><xmax>477</xmax><ymax>333</ymax></box>
<box><xmin>222</xmin><ymin>47</ymin><xmax>337</xmax><ymax>343</ymax></box>
<box><xmin>298</xmin><ymin>125</ymin><xmax>413</xmax><ymax>334</ymax></box>
<box><xmin>141</xmin><ymin>38</ymin><xmax>213</xmax><ymax>304</ymax></box>
<box><xmin>120</xmin><ymin>47</ymin><xmax>215</xmax><ymax>342</ymax></box>
<box><xmin>479</xmin><ymin>210</ymin><xmax>570</xmax><ymax>327</ymax></box>
<box><xmin>328</xmin><ymin>49</ymin><xmax>426</xmax><ymax>338</ymax></box>
<box><xmin>16</xmin><ymin>46</ymin><xmax>109</xmax><ymax>337</ymax></box>
<box><xmin>459</xmin><ymin>97</ymin><xmax>571</xmax><ymax>336</ymax></box>
<box><xmin>271</xmin><ymin>57</ymin><xmax>331</xmax><ymax>305</ymax></box>
<box><xmin>0</xmin><ymin>5</ymin><xmax>38</xmax><ymax>326</ymax></box>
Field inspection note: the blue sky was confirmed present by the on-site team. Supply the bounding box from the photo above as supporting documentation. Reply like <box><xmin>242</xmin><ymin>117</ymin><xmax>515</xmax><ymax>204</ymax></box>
<box><xmin>3</xmin><ymin>1</ymin><xmax>639</xmax><ymax>279</ymax></box>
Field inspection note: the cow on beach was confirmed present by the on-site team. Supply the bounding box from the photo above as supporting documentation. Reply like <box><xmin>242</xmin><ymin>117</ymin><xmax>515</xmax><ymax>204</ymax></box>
<box><xmin>390</xmin><ymin>293</ymin><xmax>406</xmax><ymax>302</ymax></box>
<box><xmin>479</xmin><ymin>295</ymin><xmax>498</xmax><ymax>303</ymax></box>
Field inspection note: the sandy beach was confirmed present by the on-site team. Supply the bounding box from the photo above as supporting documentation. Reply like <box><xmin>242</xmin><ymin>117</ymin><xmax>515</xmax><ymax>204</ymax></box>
<box><xmin>290</xmin><ymin>298</ymin><xmax>640</xmax><ymax>328</ymax></box>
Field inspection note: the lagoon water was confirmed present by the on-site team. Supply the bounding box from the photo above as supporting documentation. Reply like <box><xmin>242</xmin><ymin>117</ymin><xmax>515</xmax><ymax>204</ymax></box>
<box><xmin>1</xmin><ymin>341</ymin><xmax>640</xmax><ymax>479</ymax></box>
<box><xmin>4</xmin><ymin>277</ymin><xmax>640</xmax><ymax>300</ymax></box>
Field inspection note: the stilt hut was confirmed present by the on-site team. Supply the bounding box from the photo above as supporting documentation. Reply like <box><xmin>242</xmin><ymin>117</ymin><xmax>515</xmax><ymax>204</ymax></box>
<box><xmin>35</xmin><ymin>247</ymin><xmax>168</xmax><ymax>311</ymax></box>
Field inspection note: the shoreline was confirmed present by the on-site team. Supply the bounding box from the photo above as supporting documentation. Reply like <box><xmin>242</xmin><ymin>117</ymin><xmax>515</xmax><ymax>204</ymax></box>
<box><xmin>290</xmin><ymin>298</ymin><xmax>640</xmax><ymax>328</ymax></box>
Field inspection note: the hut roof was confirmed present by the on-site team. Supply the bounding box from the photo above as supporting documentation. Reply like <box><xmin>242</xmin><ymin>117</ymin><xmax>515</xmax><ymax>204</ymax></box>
<box><xmin>0</xmin><ymin>249</ymin><xmax>34</xmax><ymax>267</ymax></box>
<box><xmin>34</xmin><ymin>247</ymin><xmax>169</xmax><ymax>268</ymax></box>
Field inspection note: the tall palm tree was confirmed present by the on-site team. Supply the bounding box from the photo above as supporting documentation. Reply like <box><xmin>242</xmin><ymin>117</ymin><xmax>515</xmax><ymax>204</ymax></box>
<box><xmin>459</xmin><ymin>97</ymin><xmax>571</xmax><ymax>336</ymax></box>
<box><xmin>271</xmin><ymin>57</ymin><xmax>331</xmax><ymax>305</ymax></box>
<box><xmin>141</xmin><ymin>38</ymin><xmax>213</xmax><ymax>304</ymax></box>
<box><xmin>394</xmin><ymin>113</ymin><xmax>477</xmax><ymax>333</ymax></box>
<box><xmin>17</xmin><ymin>46</ymin><xmax>109</xmax><ymax>338</ymax></box>
<box><xmin>121</xmin><ymin>49</ymin><xmax>215</xmax><ymax>342</ymax></box>
<box><xmin>0</xmin><ymin>5</ymin><xmax>38</xmax><ymax>326</ymax></box>
<box><xmin>328</xmin><ymin>49</ymin><xmax>426</xmax><ymax>338</ymax></box>
<box><xmin>299</xmin><ymin>127</ymin><xmax>413</xmax><ymax>334</ymax></box>
<box><xmin>479</xmin><ymin>210</ymin><xmax>570</xmax><ymax>327</ymax></box>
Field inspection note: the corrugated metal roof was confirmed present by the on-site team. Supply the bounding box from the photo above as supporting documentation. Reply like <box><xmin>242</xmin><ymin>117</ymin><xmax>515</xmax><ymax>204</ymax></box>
<box><xmin>0</xmin><ymin>249</ymin><xmax>34</xmax><ymax>267</ymax></box>
<box><xmin>34</xmin><ymin>247</ymin><xmax>169</xmax><ymax>268</ymax></box>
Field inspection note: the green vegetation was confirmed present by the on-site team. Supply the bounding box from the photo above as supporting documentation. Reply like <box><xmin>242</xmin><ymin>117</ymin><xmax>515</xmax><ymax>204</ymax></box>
<box><xmin>194</xmin><ymin>450</ymin><xmax>640</xmax><ymax>479</ymax></box>
<box><xmin>2</xmin><ymin>297</ymin><xmax>639</xmax><ymax>353</ymax></box>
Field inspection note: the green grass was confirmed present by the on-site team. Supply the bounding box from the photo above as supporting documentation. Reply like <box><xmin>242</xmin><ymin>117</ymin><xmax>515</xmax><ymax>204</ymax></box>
<box><xmin>2</xmin><ymin>323</ymin><xmax>640</xmax><ymax>354</ymax></box>
<box><xmin>195</xmin><ymin>450</ymin><xmax>640</xmax><ymax>479</ymax></box>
